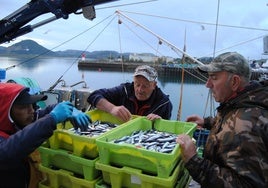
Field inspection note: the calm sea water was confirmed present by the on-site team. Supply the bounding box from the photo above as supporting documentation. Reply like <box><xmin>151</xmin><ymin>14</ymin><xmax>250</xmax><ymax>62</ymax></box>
<box><xmin>0</xmin><ymin>56</ymin><xmax>217</xmax><ymax>120</ymax></box>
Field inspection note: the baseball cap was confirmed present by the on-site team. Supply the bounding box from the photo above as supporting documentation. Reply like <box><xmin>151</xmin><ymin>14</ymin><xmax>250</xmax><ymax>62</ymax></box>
<box><xmin>133</xmin><ymin>65</ymin><xmax>158</xmax><ymax>81</ymax></box>
<box><xmin>14</xmin><ymin>88</ymin><xmax>47</xmax><ymax>105</ymax></box>
<box><xmin>198</xmin><ymin>52</ymin><xmax>251</xmax><ymax>79</ymax></box>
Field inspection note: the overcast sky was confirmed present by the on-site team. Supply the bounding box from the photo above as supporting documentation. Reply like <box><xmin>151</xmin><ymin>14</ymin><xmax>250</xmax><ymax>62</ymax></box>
<box><xmin>1</xmin><ymin>0</ymin><xmax>268</xmax><ymax>60</ymax></box>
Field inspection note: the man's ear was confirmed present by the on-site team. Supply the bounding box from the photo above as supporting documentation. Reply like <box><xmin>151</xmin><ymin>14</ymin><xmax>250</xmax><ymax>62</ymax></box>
<box><xmin>152</xmin><ymin>81</ymin><xmax>157</xmax><ymax>88</ymax></box>
<box><xmin>231</xmin><ymin>75</ymin><xmax>241</xmax><ymax>91</ymax></box>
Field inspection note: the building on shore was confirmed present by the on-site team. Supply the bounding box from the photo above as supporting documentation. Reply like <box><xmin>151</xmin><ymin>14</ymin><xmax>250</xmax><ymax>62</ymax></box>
<box><xmin>129</xmin><ymin>53</ymin><xmax>175</xmax><ymax>63</ymax></box>
<box><xmin>129</xmin><ymin>53</ymin><xmax>157</xmax><ymax>62</ymax></box>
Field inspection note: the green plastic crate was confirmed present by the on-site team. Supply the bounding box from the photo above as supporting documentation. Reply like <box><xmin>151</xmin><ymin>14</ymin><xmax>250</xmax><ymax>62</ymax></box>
<box><xmin>175</xmin><ymin>169</ymin><xmax>190</xmax><ymax>188</ymax></box>
<box><xmin>96</xmin><ymin>117</ymin><xmax>196</xmax><ymax>178</ymax></box>
<box><xmin>38</xmin><ymin>146</ymin><xmax>101</xmax><ymax>181</ymax></box>
<box><xmin>95</xmin><ymin>160</ymin><xmax>184</xmax><ymax>188</ymax></box>
<box><xmin>38</xmin><ymin>164</ymin><xmax>100</xmax><ymax>188</ymax></box>
<box><xmin>48</xmin><ymin>109</ymin><xmax>125</xmax><ymax>159</ymax></box>
<box><xmin>95</xmin><ymin>179</ymin><xmax>111</xmax><ymax>188</ymax></box>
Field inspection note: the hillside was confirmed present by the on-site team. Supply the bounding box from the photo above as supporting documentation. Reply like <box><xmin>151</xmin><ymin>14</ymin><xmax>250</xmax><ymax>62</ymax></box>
<box><xmin>0</xmin><ymin>40</ymin><xmax>133</xmax><ymax>59</ymax></box>
<box><xmin>4</xmin><ymin>40</ymin><xmax>56</xmax><ymax>56</ymax></box>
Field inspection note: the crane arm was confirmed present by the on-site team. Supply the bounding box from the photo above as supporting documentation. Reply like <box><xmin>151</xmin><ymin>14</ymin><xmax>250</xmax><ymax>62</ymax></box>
<box><xmin>0</xmin><ymin>0</ymin><xmax>117</xmax><ymax>44</ymax></box>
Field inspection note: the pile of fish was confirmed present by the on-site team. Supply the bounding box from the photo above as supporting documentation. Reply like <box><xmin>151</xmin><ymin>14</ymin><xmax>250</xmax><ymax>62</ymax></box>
<box><xmin>69</xmin><ymin>120</ymin><xmax>119</xmax><ymax>137</ymax></box>
<box><xmin>112</xmin><ymin>129</ymin><xmax>178</xmax><ymax>153</ymax></box>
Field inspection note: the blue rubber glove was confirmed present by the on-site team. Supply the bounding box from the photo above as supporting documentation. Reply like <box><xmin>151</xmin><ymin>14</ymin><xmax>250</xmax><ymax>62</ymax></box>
<box><xmin>50</xmin><ymin>101</ymin><xmax>73</xmax><ymax>123</ymax></box>
<box><xmin>70</xmin><ymin>107</ymin><xmax>91</xmax><ymax>131</ymax></box>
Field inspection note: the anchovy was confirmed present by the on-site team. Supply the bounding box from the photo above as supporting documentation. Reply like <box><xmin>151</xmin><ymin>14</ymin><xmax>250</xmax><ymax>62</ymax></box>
<box><xmin>114</xmin><ymin>135</ymin><xmax>130</xmax><ymax>143</ymax></box>
<box><xmin>111</xmin><ymin>129</ymin><xmax>178</xmax><ymax>153</ymax></box>
<box><xmin>157</xmin><ymin>137</ymin><xmax>176</xmax><ymax>142</ymax></box>
<box><xmin>69</xmin><ymin>120</ymin><xmax>119</xmax><ymax>137</ymax></box>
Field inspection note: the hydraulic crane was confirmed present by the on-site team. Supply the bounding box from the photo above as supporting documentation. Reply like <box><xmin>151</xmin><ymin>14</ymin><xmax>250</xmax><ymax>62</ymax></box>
<box><xmin>0</xmin><ymin>0</ymin><xmax>118</xmax><ymax>44</ymax></box>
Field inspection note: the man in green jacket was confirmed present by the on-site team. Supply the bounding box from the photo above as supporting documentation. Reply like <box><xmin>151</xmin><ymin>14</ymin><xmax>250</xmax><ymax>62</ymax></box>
<box><xmin>177</xmin><ymin>52</ymin><xmax>268</xmax><ymax>187</ymax></box>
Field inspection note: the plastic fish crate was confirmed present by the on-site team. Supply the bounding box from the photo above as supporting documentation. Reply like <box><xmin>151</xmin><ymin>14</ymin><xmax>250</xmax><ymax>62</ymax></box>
<box><xmin>95</xmin><ymin>160</ymin><xmax>184</xmax><ymax>188</ymax></box>
<box><xmin>38</xmin><ymin>164</ymin><xmax>101</xmax><ymax>188</ymax></box>
<box><xmin>48</xmin><ymin>109</ymin><xmax>125</xmax><ymax>159</ymax></box>
<box><xmin>38</xmin><ymin>146</ymin><xmax>101</xmax><ymax>181</ymax></box>
<box><xmin>96</xmin><ymin>117</ymin><xmax>196</xmax><ymax>178</ymax></box>
<box><xmin>95</xmin><ymin>179</ymin><xmax>111</xmax><ymax>188</ymax></box>
<box><xmin>175</xmin><ymin>169</ymin><xmax>190</xmax><ymax>188</ymax></box>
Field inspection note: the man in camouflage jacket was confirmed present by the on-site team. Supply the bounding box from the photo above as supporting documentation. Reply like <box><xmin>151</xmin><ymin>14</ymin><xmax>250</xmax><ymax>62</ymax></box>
<box><xmin>177</xmin><ymin>52</ymin><xmax>268</xmax><ymax>188</ymax></box>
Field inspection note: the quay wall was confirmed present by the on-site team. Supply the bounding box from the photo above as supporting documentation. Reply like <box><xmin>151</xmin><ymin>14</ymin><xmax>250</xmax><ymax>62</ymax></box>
<box><xmin>78</xmin><ymin>61</ymin><xmax>263</xmax><ymax>81</ymax></box>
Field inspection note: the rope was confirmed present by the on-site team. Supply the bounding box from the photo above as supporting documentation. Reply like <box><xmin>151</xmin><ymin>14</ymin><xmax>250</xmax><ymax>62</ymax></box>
<box><xmin>202</xmin><ymin>34</ymin><xmax>267</xmax><ymax>58</ymax></box>
<box><xmin>5</xmin><ymin>13</ymin><xmax>116</xmax><ymax>74</ymax></box>
<box><xmin>120</xmin><ymin>10</ymin><xmax>268</xmax><ymax>32</ymax></box>
<box><xmin>120</xmin><ymin>9</ymin><xmax>268</xmax><ymax>64</ymax></box>
<box><xmin>155</xmin><ymin>40</ymin><xmax>161</xmax><ymax>62</ymax></box>
<box><xmin>117</xmin><ymin>16</ymin><xmax>165</xmax><ymax>57</ymax></box>
<box><xmin>51</xmin><ymin>13</ymin><xmax>118</xmax><ymax>88</ymax></box>
<box><xmin>117</xmin><ymin>14</ymin><xmax>125</xmax><ymax>75</ymax></box>
<box><xmin>212</xmin><ymin>0</ymin><xmax>221</xmax><ymax>58</ymax></box>
<box><xmin>203</xmin><ymin>90</ymin><xmax>211</xmax><ymax>118</ymax></box>
<box><xmin>204</xmin><ymin>0</ymin><xmax>220</xmax><ymax>117</ymax></box>
<box><xmin>177</xmin><ymin>67</ymin><xmax>185</xmax><ymax>120</ymax></box>
<box><xmin>116</xmin><ymin>10</ymin><xmax>204</xmax><ymax>66</ymax></box>
<box><xmin>97</xmin><ymin>0</ymin><xmax>158</xmax><ymax>10</ymax></box>
<box><xmin>177</xmin><ymin>29</ymin><xmax>187</xmax><ymax>121</ymax></box>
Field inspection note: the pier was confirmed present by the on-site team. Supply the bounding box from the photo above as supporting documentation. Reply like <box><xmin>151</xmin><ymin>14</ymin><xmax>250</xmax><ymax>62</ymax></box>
<box><xmin>78</xmin><ymin>61</ymin><xmax>265</xmax><ymax>81</ymax></box>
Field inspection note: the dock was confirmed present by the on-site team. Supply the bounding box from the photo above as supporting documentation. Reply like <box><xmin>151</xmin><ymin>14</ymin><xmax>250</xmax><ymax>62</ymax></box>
<box><xmin>78</xmin><ymin>61</ymin><xmax>266</xmax><ymax>81</ymax></box>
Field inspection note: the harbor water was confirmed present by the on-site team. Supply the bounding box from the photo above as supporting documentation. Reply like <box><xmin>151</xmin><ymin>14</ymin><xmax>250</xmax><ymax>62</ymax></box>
<box><xmin>0</xmin><ymin>56</ymin><xmax>217</xmax><ymax>120</ymax></box>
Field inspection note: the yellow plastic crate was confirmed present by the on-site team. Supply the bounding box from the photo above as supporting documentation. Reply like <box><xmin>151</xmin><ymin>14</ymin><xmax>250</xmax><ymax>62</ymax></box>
<box><xmin>95</xmin><ymin>160</ymin><xmax>184</xmax><ymax>188</ymax></box>
<box><xmin>96</xmin><ymin>117</ymin><xmax>196</xmax><ymax>178</ymax></box>
<box><xmin>38</xmin><ymin>164</ymin><xmax>100</xmax><ymax>188</ymax></box>
<box><xmin>38</xmin><ymin>146</ymin><xmax>101</xmax><ymax>181</ymax></box>
<box><xmin>48</xmin><ymin>109</ymin><xmax>125</xmax><ymax>159</ymax></box>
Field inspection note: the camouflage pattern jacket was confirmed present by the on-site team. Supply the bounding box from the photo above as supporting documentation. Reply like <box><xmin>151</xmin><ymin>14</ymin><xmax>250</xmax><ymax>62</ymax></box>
<box><xmin>185</xmin><ymin>80</ymin><xmax>268</xmax><ymax>188</ymax></box>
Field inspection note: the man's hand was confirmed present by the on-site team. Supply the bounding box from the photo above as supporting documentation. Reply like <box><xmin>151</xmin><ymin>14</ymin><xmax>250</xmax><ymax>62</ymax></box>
<box><xmin>110</xmin><ymin>105</ymin><xmax>131</xmax><ymax>122</ymax></box>
<box><xmin>70</xmin><ymin>107</ymin><xmax>91</xmax><ymax>131</ymax></box>
<box><xmin>186</xmin><ymin>114</ymin><xmax>204</xmax><ymax>129</ymax></box>
<box><xmin>50</xmin><ymin>101</ymin><xmax>73</xmax><ymax>123</ymax></box>
<box><xmin>146</xmin><ymin>113</ymin><xmax>161</xmax><ymax>120</ymax></box>
<box><xmin>95</xmin><ymin>98</ymin><xmax>131</xmax><ymax>122</ymax></box>
<box><xmin>176</xmin><ymin>134</ymin><xmax>197</xmax><ymax>163</ymax></box>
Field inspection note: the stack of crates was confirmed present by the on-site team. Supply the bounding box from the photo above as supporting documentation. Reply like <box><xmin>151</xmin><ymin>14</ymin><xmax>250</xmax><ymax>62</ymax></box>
<box><xmin>95</xmin><ymin>117</ymin><xmax>197</xmax><ymax>188</ymax></box>
<box><xmin>37</xmin><ymin>109</ymin><xmax>125</xmax><ymax>188</ymax></box>
<box><xmin>193</xmin><ymin>129</ymin><xmax>210</xmax><ymax>157</ymax></box>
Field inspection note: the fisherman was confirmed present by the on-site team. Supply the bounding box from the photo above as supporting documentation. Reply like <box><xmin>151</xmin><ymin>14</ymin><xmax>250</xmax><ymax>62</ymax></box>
<box><xmin>0</xmin><ymin>83</ymin><xmax>91</xmax><ymax>188</ymax></box>
<box><xmin>176</xmin><ymin>52</ymin><xmax>268</xmax><ymax>187</ymax></box>
<box><xmin>87</xmin><ymin>65</ymin><xmax>172</xmax><ymax>121</ymax></box>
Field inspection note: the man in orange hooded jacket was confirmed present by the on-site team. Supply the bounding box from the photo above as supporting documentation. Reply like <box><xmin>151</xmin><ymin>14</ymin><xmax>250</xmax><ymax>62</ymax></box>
<box><xmin>0</xmin><ymin>83</ymin><xmax>90</xmax><ymax>187</ymax></box>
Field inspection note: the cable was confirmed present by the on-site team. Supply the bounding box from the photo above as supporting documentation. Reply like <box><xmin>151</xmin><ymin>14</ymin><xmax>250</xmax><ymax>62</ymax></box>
<box><xmin>177</xmin><ymin>28</ymin><xmax>187</xmax><ymax>121</ymax></box>
<box><xmin>212</xmin><ymin>0</ymin><xmax>221</xmax><ymax>58</ymax></box>
<box><xmin>97</xmin><ymin>0</ymin><xmax>158</xmax><ymax>10</ymax></box>
<box><xmin>5</xmin><ymin>13</ymin><xmax>117</xmax><ymax>91</ymax></box>
<box><xmin>117</xmin><ymin>16</ymin><xmax>165</xmax><ymax>57</ymax></box>
<box><xmin>201</xmin><ymin>34</ymin><xmax>266</xmax><ymax>58</ymax></box>
<box><xmin>116</xmin><ymin>10</ymin><xmax>204</xmax><ymax>66</ymax></box>
<box><xmin>120</xmin><ymin>10</ymin><xmax>268</xmax><ymax>32</ymax></box>
<box><xmin>117</xmin><ymin>14</ymin><xmax>125</xmax><ymax>75</ymax></box>
<box><xmin>58</xmin><ymin>13</ymin><xmax>117</xmax><ymax>86</ymax></box>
